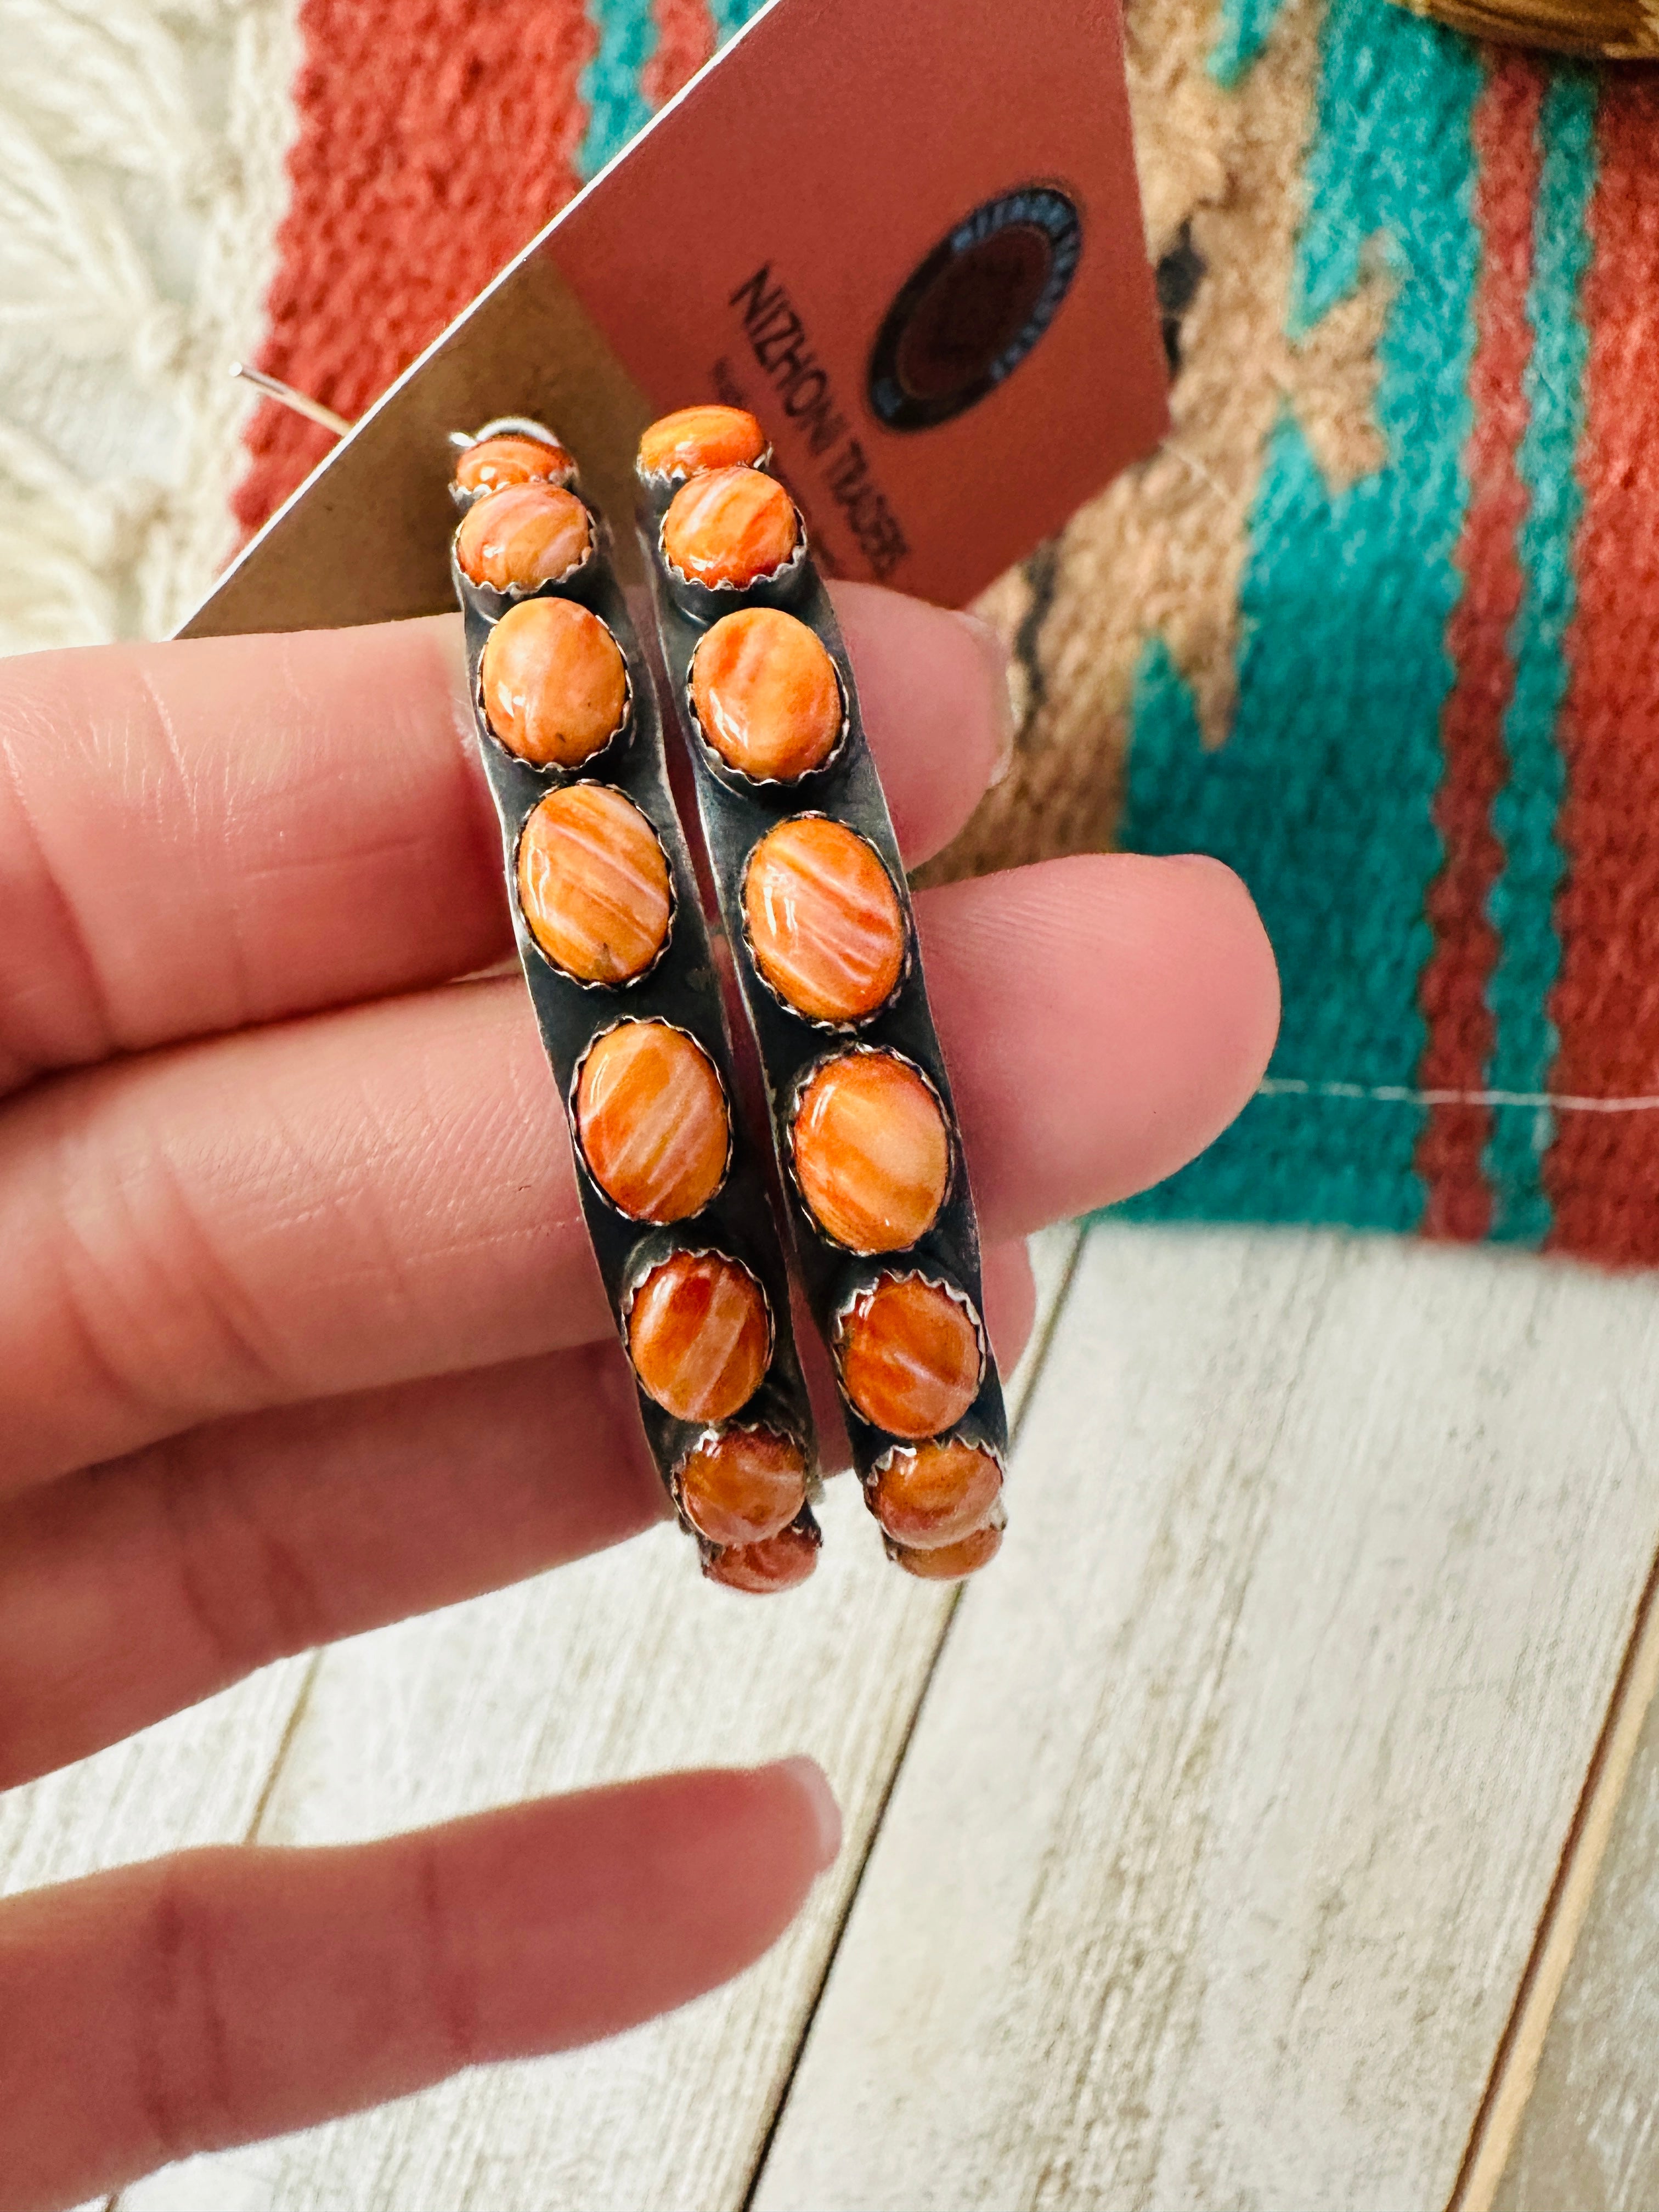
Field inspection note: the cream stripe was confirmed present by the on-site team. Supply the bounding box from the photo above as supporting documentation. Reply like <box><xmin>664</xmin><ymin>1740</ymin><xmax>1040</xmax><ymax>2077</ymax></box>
<box><xmin>758</xmin><ymin>858</ymin><xmax>896</xmax><ymax>997</ymax></box>
<box><xmin>874</xmin><ymin>1334</ymin><xmax>958</xmax><ymax>1397</ymax></box>
<box><xmin>693</xmin><ymin>1271</ymin><xmax>757</xmax><ymax>1398</ymax></box>
<box><xmin>601</xmin><ymin>1047</ymin><xmax>723</xmax><ymax>1209</ymax></box>
<box><xmin>836</xmin><ymin>1084</ymin><xmax>938</xmax><ymax>1177</ymax></box>
<box><xmin>777</xmin><ymin>840</ymin><xmax>889</xmax><ymax>922</ymax></box>
<box><xmin>552</xmin><ymin>814</ymin><xmax>664</xmax><ymax>926</ymax></box>
<box><xmin>778</xmin><ymin>894</ymin><xmax>890</xmax><ymax>975</ymax></box>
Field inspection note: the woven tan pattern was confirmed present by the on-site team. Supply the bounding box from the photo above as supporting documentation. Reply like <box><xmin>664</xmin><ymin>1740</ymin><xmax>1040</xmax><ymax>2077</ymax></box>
<box><xmin>930</xmin><ymin>0</ymin><xmax>1390</xmax><ymax>883</ymax></box>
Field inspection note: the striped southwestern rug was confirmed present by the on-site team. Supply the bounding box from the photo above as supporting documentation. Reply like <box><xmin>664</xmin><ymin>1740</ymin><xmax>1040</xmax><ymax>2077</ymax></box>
<box><xmin>173</xmin><ymin>0</ymin><xmax>1659</xmax><ymax>1266</ymax></box>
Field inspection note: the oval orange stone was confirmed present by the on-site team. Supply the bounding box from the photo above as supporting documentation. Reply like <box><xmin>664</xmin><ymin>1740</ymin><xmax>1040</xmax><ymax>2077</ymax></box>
<box><xmin>517</xmin><ymin>785</ymin><xmax>671</xmax><ymax>985</ymax></box>
<box><xmin>871</xmin><ymin>1438</ymin><xmax>1003</xmax><ymax>1550</ymax></box>
<box><xmin>893</xmin><ymin>1519</ymin><xmax>1003</xmax><ymax>1581</ymax></box>
<box><xmin>575</xmin><ymin>1020</ymin><xmax>730</xmax><ymax>1222</ymax></box>
<box><xmin>454</xmin><ymin>432</ymin><xmax>575</xmax><ymax>499</ymax></box>
<box><xmin>690</xmin><ymin>609</ymin><xmax>842</xmax><ymax>782</ymax></box>
<box><xmin>627</xmin><ymin>1250</ymin><xmax>771</xmax><ymax>1422</ymax></box>
<box><xmin>679</xmin><ymin>1425</ymin><xmax>808</xmax><ymax>1547</ymax></box>
<box><xmin>480</xmin><ymin>597</ymin><xmax>628</xmax><ymax>768</ymax></box>
<box><xmin>638</xmin><ymin>405</ymin><xmax>768</xmax><ymax>481</ymax></box>
<box><xmin>455</xmin><ymin>482</ymin><xmax>591</xmax><ymax>591</ymax></box>
<box><xmin>744</xmin><ymin>817</ymin><xmax>905</xmax><ymax>1023</ymax></box>
<box><xmin>792</xmin><ymin>1051</ymin><xmax>950</xmax><ymax>1254</ymax></box>
<box><xmin>662</xmin><ymin>467</ymin><xmax>800</xmax><ymax>589</ymax></box>
<box><xmin>704</xmin><ymin>1522</ymin><xmax>820</xmax><ymax>1595</ymax></box>
<box><xmin>837</xmin><ymin>1273</ymin><xmax>984</xmax><ymax>1439</ymax></box>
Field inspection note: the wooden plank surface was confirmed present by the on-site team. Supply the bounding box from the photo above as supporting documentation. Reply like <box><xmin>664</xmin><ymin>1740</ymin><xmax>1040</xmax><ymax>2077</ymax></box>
<box><xmin>752</xmin><ymin>1222</ymin><xmax>1659</xmax><ymax>2212</ymax></box>
<box><xmin>0</xmin><ymin>1662</ymin><xmax>314</xmax><ymax>2212</ymax></box>
<box><xmin>40</xmin><ymin>1220</ymin><xmax>1659</xmax><ymax>2209</ymax></box>
<box><xmin>112</xmin><ymin>1231</ymin><xmax>1080</xmax><ymax>2210</ymax></box>
<box><xmin>1453</xmin><ymin>1534</ymin><xmax>1659</xmax><ymax>2212</ymax></box>
<box><xmin>1493</xmin><ymin>1590</ymin><xmax>1659</xmax><ymax>2212</ymax></box>
<box><xmin>0</xmin><ymin>1660</ymin><xmax>313</xmax><ymax>1903</ymax></box>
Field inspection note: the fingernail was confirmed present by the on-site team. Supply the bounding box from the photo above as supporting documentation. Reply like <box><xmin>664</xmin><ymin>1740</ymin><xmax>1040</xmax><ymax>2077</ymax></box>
<box><xmin>777</xmin><ymin>1756</ymin><xmax>842</xmax><ymax>1870</ymax></box>
<box><xmin>954</xmin><ymin>610</ymin><xmax>1017</xmax><ymax>783</ymax></box>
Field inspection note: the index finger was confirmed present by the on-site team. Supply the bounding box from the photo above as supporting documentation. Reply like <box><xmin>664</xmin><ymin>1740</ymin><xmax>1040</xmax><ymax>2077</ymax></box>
<box><xmin>0</xmin><ymin>1763</ymin><xmax>838</xmax><ymax>2207</ymax></box>
<box><xmin>0</xmin><ymin>589</ymin><xmax>1008</xmax><ymax>1097</ymax></box>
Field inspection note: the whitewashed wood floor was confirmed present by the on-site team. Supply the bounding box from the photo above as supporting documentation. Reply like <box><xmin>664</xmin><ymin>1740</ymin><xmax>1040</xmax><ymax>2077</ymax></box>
<box><xmin>8</xmin><ymin>1217</ymin><xmax>1659</xmax><ymax>2211</ymax></box>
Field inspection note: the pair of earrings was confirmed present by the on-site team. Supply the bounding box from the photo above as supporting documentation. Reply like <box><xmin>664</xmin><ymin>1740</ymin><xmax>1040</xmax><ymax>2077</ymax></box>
<box><xmin>449</xmin><ymin>406</ymin><xmax>1007</xmax><ymax>1595</ymax></box>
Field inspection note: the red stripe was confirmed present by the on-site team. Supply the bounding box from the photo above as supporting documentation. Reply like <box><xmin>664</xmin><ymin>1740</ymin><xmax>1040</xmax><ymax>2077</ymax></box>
<box><xmin>1544</xmin><ymin>77</ymin><xmax>1659</xmax><ymax>1263</ymax></box>
<box><xmin>1415</xmin><ymin>56</ymin><xmax>1545</xmax><ymax>1243</ymax></box>
<box><xmin>644</xmin><ymin>0</ymin><xmax>714</xmax><ymax>109</ymax></box>
<box><xmin>233</xmin><ymin>0</ymin><xmax>597</xmax><ymax>539</ymax></box>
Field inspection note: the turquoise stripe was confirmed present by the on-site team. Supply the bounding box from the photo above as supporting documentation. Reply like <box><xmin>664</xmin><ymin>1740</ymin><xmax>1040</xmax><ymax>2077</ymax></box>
<box><xmin>577</xmin><ymin>0</ymin><xmax>658</xmax><ymax>180</ymax></box>
<box><xmin>1212</xmin><ymin>0</ymin><xmax>1291</xmax><ymax>89</ymax></box>
<box><xmin>1119</xmin><ymin>0</ymin><xmax>1485</xmax><ymax>1234</ymax></box>
<box><xmin>708</xmin><ymin>0</ymin><xmax>770</xmax><ymax>37</ymax></box>
<box><xmin>1482</xmin><ymin>71</ymin><xmax>1598</xmax><ymax>1244</ymax></box>
<box><xmin>578</xmin><ymin>0</ymin><xmax>775</xmax><ymax>180</ymax></box>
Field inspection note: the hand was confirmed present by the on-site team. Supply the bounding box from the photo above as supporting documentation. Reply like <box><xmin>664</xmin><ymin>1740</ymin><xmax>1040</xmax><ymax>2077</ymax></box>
<box><xmin>0</xmin><ymin>587</ymin><xmax>1277</xmax><ymax>2207</ymax></box>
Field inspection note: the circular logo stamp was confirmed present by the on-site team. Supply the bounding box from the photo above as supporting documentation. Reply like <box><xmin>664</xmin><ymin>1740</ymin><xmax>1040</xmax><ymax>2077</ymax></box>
<box><xmin>867</xmin><ymin>186</ymin><xmax>1083</xmax><ymax>433</ymax></box>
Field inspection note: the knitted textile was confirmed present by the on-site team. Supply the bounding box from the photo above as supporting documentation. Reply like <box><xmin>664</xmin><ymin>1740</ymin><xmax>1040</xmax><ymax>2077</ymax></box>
<box><xmin>0</xmin><ymin>0</ymin><xmax>299</xmax><ymax>651</ymax></box>
<box><xmin>235</xmin><ymin>0</ymin><xmax>1659</xmax><ymax>1267</ymax></box>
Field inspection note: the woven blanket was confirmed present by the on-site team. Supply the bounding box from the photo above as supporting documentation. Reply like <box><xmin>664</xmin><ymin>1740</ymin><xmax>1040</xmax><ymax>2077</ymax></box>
<box><xmin>1020</xmin><ymin>1</ymin><xmax>1659</xmax><ymax>1269</ymax></box>
<box><xmin>11</xmin><ymin>0</ymin><xmax>1659</xmax><ymax>1266</ymax></box>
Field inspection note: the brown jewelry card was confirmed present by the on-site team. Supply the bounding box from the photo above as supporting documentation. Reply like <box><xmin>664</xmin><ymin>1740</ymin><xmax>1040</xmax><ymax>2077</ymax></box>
<box><xmin>180</xmin><ymin>0</ymin><xmax>1168</xmax><ymax>639</ymax></box>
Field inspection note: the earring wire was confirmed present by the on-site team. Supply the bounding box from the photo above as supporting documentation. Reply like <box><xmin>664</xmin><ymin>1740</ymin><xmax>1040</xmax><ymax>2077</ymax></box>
<box><xmin>228</xmin><ymin>362</ymin><xmax>352</xmax><ymax>438</ymax></box>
